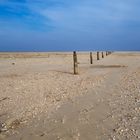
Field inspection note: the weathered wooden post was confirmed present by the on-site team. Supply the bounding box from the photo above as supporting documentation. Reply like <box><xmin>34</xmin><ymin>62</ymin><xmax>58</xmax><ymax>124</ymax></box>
<box><xmin>102</xmin><ymin>52</ymin><xmax>104</xmax><ymax>58</ymax></box>
<box><xmin>106</xmin><ymin>51</ymin><xmax>108</xmax><ymax>56</ymax></box>
<box><xmin>90</xmin><ymin>52</ymin><xmax>93</xmax><ymax>64</ymax></box>
<box><xmin>97</xmin><ymin>52</ymin><xmax>100</xmax><ymax>60</ymax></box>
<box><xmin>73</xmin><ymin>51</ymin><xmax>78</xmax><ymax>75</ymax></box>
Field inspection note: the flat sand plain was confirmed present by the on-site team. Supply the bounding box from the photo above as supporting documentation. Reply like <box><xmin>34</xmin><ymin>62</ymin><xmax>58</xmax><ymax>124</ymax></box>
<box><xmin>0</xmin><ymin>52</ymin><xmax>140</xmax><ymax>140</ymax></box>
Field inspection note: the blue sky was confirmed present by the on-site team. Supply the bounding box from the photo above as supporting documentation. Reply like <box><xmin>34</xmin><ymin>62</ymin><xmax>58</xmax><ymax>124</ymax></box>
<box><xmin>0</xmin><ymin>0</ymin><xmax>140</xmax><ymax>51</ymax></box>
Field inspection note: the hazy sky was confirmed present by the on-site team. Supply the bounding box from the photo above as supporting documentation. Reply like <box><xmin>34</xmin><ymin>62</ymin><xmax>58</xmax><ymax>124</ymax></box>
<box><xmin>0</xmin><ymin>0</ymin><xmax>140</xmax><ymax>51</ymax></box>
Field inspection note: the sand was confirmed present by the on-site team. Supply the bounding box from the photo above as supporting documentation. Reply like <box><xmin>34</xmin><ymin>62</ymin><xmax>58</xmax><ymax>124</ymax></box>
<box><xmin>0</xmin><ymin>52</ymin><xmax>140</xmax><ymax>140</ymax></box>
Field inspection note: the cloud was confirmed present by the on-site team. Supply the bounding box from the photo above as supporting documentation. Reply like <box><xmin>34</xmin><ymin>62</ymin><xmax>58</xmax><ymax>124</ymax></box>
<box><xmin>39</xmin><ymin>0</ymin><xmax>140</xmax><ymax>33</ymax></box>
<box><xmin>0</xmin><ymin>0</ymin><xmax>53</xmax><ymax>32</ymax></box>
<box><xmin>1</xmin><ymin>0</ymin><xmax>140</xmax><ymax>33</ymax></box>
<box><xmin>0</xmin><ymin>0</ymin><xmax>140</xmax><ymax>51</ymax></box>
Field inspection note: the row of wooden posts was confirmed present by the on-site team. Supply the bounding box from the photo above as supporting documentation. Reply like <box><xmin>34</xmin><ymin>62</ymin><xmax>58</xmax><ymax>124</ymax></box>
<box><xmin>73</xmin><ymin>51</ymin><xmax>112</xmax><ymax>75</ymax></box>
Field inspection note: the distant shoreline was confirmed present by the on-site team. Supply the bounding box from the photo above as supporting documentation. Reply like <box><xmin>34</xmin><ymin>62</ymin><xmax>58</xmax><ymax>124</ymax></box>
<box><xmin>0</xmin><ymin>51</ymin><xmax>139</xmax><ymax>59</ymax></box>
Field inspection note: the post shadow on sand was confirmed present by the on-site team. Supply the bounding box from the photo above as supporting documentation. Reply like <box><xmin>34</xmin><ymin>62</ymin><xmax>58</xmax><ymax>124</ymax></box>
<box><xmin>90</xmin><ymin>64</ymin><xmax>127</xmax><ymax>69</ymax></box>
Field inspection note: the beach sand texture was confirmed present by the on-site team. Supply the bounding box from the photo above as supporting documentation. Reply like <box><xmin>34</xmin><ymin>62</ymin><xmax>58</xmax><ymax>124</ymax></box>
<box><xmin>0</xmin><ymin>52</ymin><xmax>140</xmax><ymax>140</ymax></box>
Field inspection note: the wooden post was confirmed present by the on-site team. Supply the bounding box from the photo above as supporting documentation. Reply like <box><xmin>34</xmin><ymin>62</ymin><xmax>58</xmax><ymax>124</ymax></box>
<box><xmin>97</xmin><ymin>52</ymin><xmax>100</xmax><ymax>60</ymax></box>
<box><xmin>90</xmin><ymin>52</ymin><xmax>93</xmax><ymax>64</ymax></box>
<box><xmin>73</xmin><ymin>51</ymin><xmax>78</xmax><ymax>75</ymax></box>
<box><xmin>102</xmin><ymin>52</ymin><xmax>104</xmax><ymax>58</ymax></box>
<box><xmin>106</xmin><ymin>51</ymin><xmax>108</xmax><ymax>56</ymax></box>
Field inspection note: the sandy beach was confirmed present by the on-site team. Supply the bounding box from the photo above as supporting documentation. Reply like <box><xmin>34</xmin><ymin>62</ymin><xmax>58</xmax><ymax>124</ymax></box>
<box><xmin>0</xmin><ymin>52</ymin><xmax>140</xmax><ymax>140</ymax></box>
